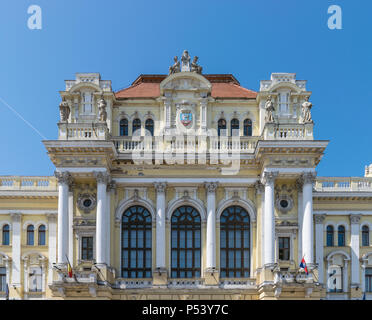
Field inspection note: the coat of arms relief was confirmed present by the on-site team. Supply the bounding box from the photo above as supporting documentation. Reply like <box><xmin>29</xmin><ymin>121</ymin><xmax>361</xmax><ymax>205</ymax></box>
<box><xmin>175</xmin><ymin>100</ymin><xmax>196</xmax><ymax>132</ymax></box>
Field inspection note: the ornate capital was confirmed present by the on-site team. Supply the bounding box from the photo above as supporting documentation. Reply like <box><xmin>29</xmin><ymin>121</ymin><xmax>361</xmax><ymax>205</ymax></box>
<box><xmin>107</xmin><ymin>180</ymin><xmax>116</xmax><ymax>192</ymax></box>
<box><xmin>205</xmin><ymin>182</ymin><xmax>218</xmax><ymax>193</ymax></box>
<box><xmin>301</xmin><ymin>172</ymin><xmax>317</xmax><ymax>185</ymax></box>
<box><xmin>94</xmin><ymin>171</ymin><xmax>110</xmax><ymax>185</ymax></box>
<box><xmin>350</xmin><ymin>214</ymin><xmax>361</xmax><ymax>225</ymax></box>
<box><xmin>54</xmin><ymin>171</ymin><xmax>72</xmax><ymax>186</ymax></box>
<box><xmin>254</xmin><ymin>181</ymin><xmax>264</xmax><ymax>194</ymax></box>
<box><xmin>46</xmin><ymin>213</ymin><xmax>57</xmax><ymax>223</ymax></box>
<box><xmin>261</xmin><ymin>171</ymin><xmax>279</xmax><ymax>185</ymax></box>
<box><xmin>314</xmin><ymin>214</ymin><xmax>326</xmax><ymax>224</ymax></box>
<box><xmin>10</xmin><ymin>212</ymin><xmax>21</xmax><ymax>222</ymax></box>
<box><xmin>154</xmin><ymin>182</ymin><xmax>167</xmax><ymax>194</ymax></box>
<box><xmin>295</xmin><ymin>178</ymin><xmax>303</xmax><ymax>191</ymax></box>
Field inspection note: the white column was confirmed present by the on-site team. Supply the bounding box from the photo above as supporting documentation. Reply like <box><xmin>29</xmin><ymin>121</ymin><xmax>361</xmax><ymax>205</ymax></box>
<box><xmin>350</xmin><ymin>214</ymin><xmax>361</xmax><ymax>287</ymax></box>
<box><xmin>23</xmin><ymin>258</ymin><xmax>29</xmax><ymax>293</ymax></box>
<box><xmin>297</xmin><ymin>180</ymin><xmax>303</xmax><ymax>261</ymax></box>
<box><xmin>199</xmin><ymin>99</ymin><xmax>207</xmax><ymax>134</ymax></box>
<box><xmin>106</xmin><ymin>181</ymin><xmax>115</xmax><ymax>267</ymax></box>
<box><xmin>68</xmin><ymin>186</ymin><xmax>74</xmax><ymax>264</ymax></box>
<box><xmin>302</xmin><ymin>172</ymin><xmax>316</xmax><ymax>265</ymax></box>
<box><xmin>47</xmin><ymin>214</ymin><xmax>57</xmax><ymax>285</ymax></box>
<box><xmin>55</xmin><ymin>171</ymin><xmax>71</xmax><ymax>265</ymax></box>
<box><xmin>255</xmin><ymin>182</ymin><xmax>265</xmax><ymax>268</ymax></box>
<box><xmin>95</xmin><ymin>172</ymin><xmax>109</xmax><ymax>266</ymax></box>
<box><xmin>163</xmin><ymin>99</ymin><xmax>171</xmax><ymax>132</ymax></box>
<box><xmin>314</xmin><ymin>214</ymin><xmax>325</xmax><ymax>283</ymax></box>
<box><xmin>343</xmin><ymin>261</ymin><xmax>349</xmax><ymax>293</ymax></box>
<box><xmin>262</xmin><ymin>171</ymin><xmax>278</xmax><ymax>267</ymax></box>
<box><xmin>205</xmin><ymin>182</ymin><xmax>218</xmax><ymax>270</ymax></box>
<box><xmin>10</xmin><ymin>213</ymin><xmax>21</xmax><ymax>287</ymax></box>
<box><xmin>154</xmin><ymin>182</ymin><xmax>166</xmax><ymax>270</ymax></box>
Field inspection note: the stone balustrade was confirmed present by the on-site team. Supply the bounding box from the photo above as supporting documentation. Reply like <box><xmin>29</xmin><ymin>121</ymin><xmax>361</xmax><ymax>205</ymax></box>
<box><xmin>315</xmin><ymin>177</ymin><xmax>372</xmax><ymax>192</ymax></box>
<box><xmin>0</xmin><ymin>176</ymin><xmax>57</xmax><ymax>191</ymax></box>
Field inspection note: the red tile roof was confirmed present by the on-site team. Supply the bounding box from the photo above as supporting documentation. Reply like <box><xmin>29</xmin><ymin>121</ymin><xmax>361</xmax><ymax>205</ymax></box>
<box><xmin>115</xmin><ymin>74</ymin><xmax>257</xmax><ymax>99</ymax></box>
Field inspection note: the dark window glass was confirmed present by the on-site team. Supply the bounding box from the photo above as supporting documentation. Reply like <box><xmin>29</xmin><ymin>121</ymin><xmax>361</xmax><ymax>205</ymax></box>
<box><xmin>121</xmin><ymin>206</ymin><xmax>152</xmax><ymax>278</ymax></box>
<box><xmin>218</xmin><ymin>119</ymin><xmax>226</xmax><ymax>137</ymax></box>
<box><xmin>2</xmin><ymin>224</ymin><xmax>9</xmax><ymax>245</ymax></box>
<box><xmin>326</xmin><ymin>226</ymin><xmax>334</xmax><ymax>247</ymax></box>
<box><xmin>279</xmin><ymin>237</ymin><xmax>290</xmax><ymax>260</ymax></box>
<box><xmin>366</xmin><ymin>268</ymin><xmax>372</xmax><ymax>292</ymax></box>
<box><xmin>145</xmin><ymin>119</ymin><xmax>154</xmax><ymax>136</ymax></box>
<box><xmin>82</xmin><ymin>237</ymin><xmax>93</xmax><ymax>260</ymax></box>
<box><xmin>171</xmin><ymin>206</ymin><xmax>201</xmax><ymax>278</ymax></box>
<box><xmin>362</xmin><ymin>226</ymin><xmax>370</xmax><ymax>246</ymax></box>
<box><xmin>230</xmin><ymin>118</ymin><xmax>239</xmax><ymax>136</ymax></box>
<box><xmin>27</xmin><ymin>225</ymin><xmax>34</xmax><ymax>246</ymax></box>
<box><xmin>220</xmin><ymin>206</ymin><xmax>250</xmax><ymax>278</ymax></box>
<box><xmin>119</xmin><ymin>118</ymin><xmax>128</xmax><ymax>136</ymax></box>
<box><xmin>132</xmin><ymin>119</ymin><xmax>141</xmax><ymax>135</ymax></box>
<box><xmin>0</xmin><ymin>267</ymin><xmax>5</xmax><ymax>292</ymax></box>
<box><xmin>38</xmin><ymin>225</ymin><xmax>46</xmax><ymax>246</ymax></box>
<box><xmin>338</xmin><ymin>226</ymin><xmax>345</xmax><ymax>247</ymax></box>
<box><xmin>243</xmin><ymin>119</ymin><xmax>252</xmax><ymax>136</ymax></box>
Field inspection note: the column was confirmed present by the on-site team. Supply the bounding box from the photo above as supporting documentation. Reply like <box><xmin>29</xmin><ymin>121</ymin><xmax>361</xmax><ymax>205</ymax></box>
<box><xmin>314</xmin><ymin>214</ymin><xmax>325</xmax><ymax>283</ymax></box>
<box><xmin>205</xmin><ymin>182</ymin><xmax>218</xmax><ymax>270</ymax></box>
<box><xmin>106</xmin><ymin>180</ymin><xmax>116</xmax><ymax>267</ymax></box>
<box><xmin>95</xmin><ymin>171</ymin><xmax>109</xmax><ymax>266</ymax></box>
<box><xmin>154</xmin><ymin>182</ymin><xmax>166</xmax><ymax>270</ymax></box>
<box><xmin>262</xmin><ymin>171</ymin><xmax>278</xmax><ymax>267</ymax></box>
<box><xmin>199</xmin><ymin>99</ymin><xmax>207</xmax><ymax>134</ymax></box>
<box><xmin>10</xmin><ymin>213</ymin><xmax>21</xmax><ymax>287</ymax></box>
<box><xmin>55</xmin><ymin>171</ymin><xmax>71</xmax><ymax>265</ymax></box>
<box><xmin>302</xmin><ymin>172</ymin><xmax>316</xmax><ymax>265</ymax></box>
<box><xmin>350</xmin><ymin>214</ymin><xmax>361</xmax><ymax>287</ymax></box>
<box><xmin>68</xmin><ymin>183</ymin><xmax>74</xmax><ymax>264</ymax></box>
<box><xmin>163</xmin><ymin>98</ymin><xmax>171</xmax><ymax>132</ymax></box>
<box><xmin>296</xmin><ymin>179</ymin><xmax>303</xmax><ymax>261</ymax></box>
<box><xmin>343</xmin><ymin>261</ymin><xmax>349</xmax><ymax>293</ymax></box>
<box><xmin>47</xmin><ymin>213</ymin><xmax>57</xmax><ymax>285</ymax></box>
<box><xmin>254</xmin><ymin>182</ymin><xmax>265</xmax><ymax>268</ymax></box>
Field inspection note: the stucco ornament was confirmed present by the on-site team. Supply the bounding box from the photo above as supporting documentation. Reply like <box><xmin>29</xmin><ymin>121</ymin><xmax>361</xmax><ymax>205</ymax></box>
<box><xmin>191</xmin><ymin>56</ymin><xmax>202</xmax><ymax>74</ymax></box>
<box><xmin>265</xmin><ymin>96</ymin><xmax>275</xmax><ymax>123</ymax></box>
<box><xmin>59</xmin><ymin>98</ymin><xmax>70</xmax><ymax>122</ymax></box>
<box><xmin>98</xmin><ymin>93</ymin><xmax>107</xmax><ymax>122</ymax></box>
<box><xmin>168</xmin><ymin>56</ymin><xmax>180</xmax><ymax>75</ymax></box>
<box><xmin>77</xmin><ymin>193</ymin><xmax>97</xmax><ymax>213</ymax></box>
<box><xmin>301</xmin><ymin>97</ymin><xmax>313</xmax><ymax>123</ymax></box>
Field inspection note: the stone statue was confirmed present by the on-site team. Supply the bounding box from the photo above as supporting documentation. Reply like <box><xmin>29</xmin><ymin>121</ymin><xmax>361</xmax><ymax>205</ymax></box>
<box><xmin>191</xmin><ymin>56</ymin><xmax>202</xmax><ymax>74</ymax></box>
<box><xmin>59</xmin><ymin>97</ymin><xmax>70</xmax><ymax>122</ymax></box>
<box><xmin>168</xmin><ymin>56</ymin><xmax>180</xmax><ymax>75</ymax></box>
<box><xmin>265</xmin><ymin>96</ymin><xmax>275</xmax><ymax>123</ymax></box>
<box><xmin>98</xmin><ymin>93</ymin><xmax>107</xmax><ymax>122</ymax></box>
<box><xmin>181</xmin><ymin>50</ymin><xmax>191</xmax><ymax>72</ymax></box>
<box><xmin>301</xmin><ymin>96</ymin><xmax>313</xmax><ymax>123</ymax></box>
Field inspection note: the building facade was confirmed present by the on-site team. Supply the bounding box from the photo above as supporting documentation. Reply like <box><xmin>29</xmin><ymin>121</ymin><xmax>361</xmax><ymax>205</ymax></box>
<box><xmin>0</xmin><ymin>51</ymin><xmax>372</xmax><ymax>300</ymax></box>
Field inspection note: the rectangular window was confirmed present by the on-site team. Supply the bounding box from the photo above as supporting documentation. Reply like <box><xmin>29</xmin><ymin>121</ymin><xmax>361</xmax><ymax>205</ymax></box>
<box><xmin>81</xmin><ymin>237</ymin><xmax>93</xmax><ymax>260</ymax></box>
<box><xmin>29</xmin><ymin>267</ymin><xmax>42</xmax><ymax>292</ymax></box>
<box><xmin>279</xmin><ymin>237</ymin><xmax>290</xmax><ymax>261</ymax></box>
<box><xmin>0</xmin><ymin>267</ymin><xmax>6</xmax><ymax>292</ymax></box>
<box><xmin>82</xmin><ymin>93</ymin><xmax>93</xmax><ymax>114</ymax></box>
<box><xmin>366</xmin><ymin>268</ymin><xmax>372</xmax><ymax>293</ymax></box>
<box><xmin>279</xmin><ymin>92</ymin><xmax>289</xmax><ymax>114</ymax></box>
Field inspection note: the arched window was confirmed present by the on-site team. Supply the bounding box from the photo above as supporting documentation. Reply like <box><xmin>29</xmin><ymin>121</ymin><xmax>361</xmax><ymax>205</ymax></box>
<box><xmin>326</xmin><ymin>226</ymin><xmax>334</xmax><ymax>247</ymax></box>
<box><xmin>243</xmin><ymin>119</ymin><xmax>252</xmax><ymax>136</ymax></box>
<box><xmin>362</xmin><ymin>225</ymin><xmax>370</xmax><ymax>246</ymax></box>
<box><xmin>338</xmin><ymin>226</ymin><xmax>345</xmax><ymax>246</ymax></box>
<box><xmin>2</xmin><ymin>224</ymin><xmax>9</xmax><ymax>245</ymax></box>
<box><xmin>132</xmin><ymin>118</ymin><xmax>141</xmax><ymax>135</ymax></box>
<box><xmin>217</xmin><ymin>119</ymin><xmax>227</xmax><ymax>137</ymax></box>
<box><xmin>121</xmin><ymin>206</ymin><xmax>152</xmax><ymax>278</ymax></box>
<box><xmin>171</xmin><ymin>206</ymin><xmax>201</xmax><ymax>278</ymax></box>
<box><xmin>119</xmin><ymin>118</ymin><xmax>128</xmax><ymax>136</ymax></box>
<box><xmin>38</xmin><ymin>225</ymin><xmax>46</xmax><ymax>246</ymax></box>
<box><xmin>220</xmin><ymin>206</ymin><xmax>250</xmax><ymax>278</ymax></box>
<box><xmin>145</xmin><ymin>119</ymin><xmax>154</xmax><ymax>136</ymax></box>
<box><xmin>230</xmin><ymin>118</ymin><xmax>239</xmax><ymax>136</ymax></box>
<box><xmin>27</xmin><ymin>225</ymin><xmax>34</xmax><ymax>246</ymax></box>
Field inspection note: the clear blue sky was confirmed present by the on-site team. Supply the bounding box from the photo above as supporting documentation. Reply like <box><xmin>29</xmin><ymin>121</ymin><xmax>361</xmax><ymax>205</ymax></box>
<box><xmin>0</xmin><ymin>0</ymin><xmax>371</xmax><ymax>177</ymax></box>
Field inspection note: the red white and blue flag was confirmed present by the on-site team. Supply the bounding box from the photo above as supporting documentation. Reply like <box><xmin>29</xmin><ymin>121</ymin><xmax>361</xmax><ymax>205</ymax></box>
<box><xmin>299</xmin><ymin>256</ymin><xmax>309</xmax><ymax>275</ymax></box>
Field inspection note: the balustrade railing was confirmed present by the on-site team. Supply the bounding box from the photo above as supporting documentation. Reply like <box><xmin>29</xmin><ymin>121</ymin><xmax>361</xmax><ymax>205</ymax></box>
<box><xmin>0</xmin><ymin>176</ymin><xmax>57</xmax><ymax>191</ymax></box>
<box><xmin>315</xmin><ymin>177</ymin><xmax>372</xmax><ymax>192</ymax></box>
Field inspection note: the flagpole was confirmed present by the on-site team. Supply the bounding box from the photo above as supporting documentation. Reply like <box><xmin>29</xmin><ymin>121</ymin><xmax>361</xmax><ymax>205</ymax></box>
<box><xmin>65</xmin><ymin>254</ymin><xmax>79</xmax><ymax>283</ymax></box>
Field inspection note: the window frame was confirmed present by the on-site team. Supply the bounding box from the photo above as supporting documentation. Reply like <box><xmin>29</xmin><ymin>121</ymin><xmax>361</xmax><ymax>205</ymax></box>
<box><xmin>119</xmin><ymin>118</ymin><xmax>128</xmax><ymax>136</ymax></box>
<box><xmin>230</xmin><ymin>118</ymin><xmax>239</xmax><ymax>136</ymax></box>
<box><xmin>2</xmin><ymin>224</ymin><xmax>10</xmax><ymax>246</ymax></box>
<box><xmin>145</xmin><ymin>118</ymin><xmax>154</xmax><ymax>136</ymax></box>
<box><xmin>338</xmin><ymin>225</ymin><xmax>345</xmax><ymax>247</ymax></box>
<box><xmin>217</xmin><ymin>119</ymin><xmax>227</xmax><ymax>137</ymax></box>
<box><xmin>326</xmin><ymin>225</ymin><xmax>334</xmax><ymax>247</ymax></box>
<box><xmin>81</xmin><ymin>236</ymin><xmax>94</xmax><ymax>261</ymax></box>
<box><xmin>27</xmin><ymin>225</ymin><xmax>34</xmax><ymax>246</ymax></box>
<box><xmin>243</xmin><ymin>119</ymin><xmax>252</xmax><ymax>136</ymax></box>
<box><xmin>278</xmin><ymin>237</ymin><xmax>290</xmax><ymax>261</ymax></box>
<box><xmin>132</xmin><ymin>118</ymin><xmax>141</xmax><ymax>135</ymax></box>
<box><xmin>362</xmin><ymin>225</ymin><xmax>370</xmax><ymax>246</ymax></box>
<box><xmin>38</xmin><ymin>225</ymin><xmax>46</xmax><ymax>246</ymax></box>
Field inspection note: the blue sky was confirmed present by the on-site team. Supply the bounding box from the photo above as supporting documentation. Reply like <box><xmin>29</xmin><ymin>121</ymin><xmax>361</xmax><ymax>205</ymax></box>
<box><xmin>0</xmin><ymin>0</ymin><xmax>371</xmax><ymax>177</ymax></box>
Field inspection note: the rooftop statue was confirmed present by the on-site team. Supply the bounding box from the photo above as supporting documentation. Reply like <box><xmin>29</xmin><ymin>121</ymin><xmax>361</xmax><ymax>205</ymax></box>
<box><xmin>98</xmin><ymin>93</ymin><xmax>107</xmax><ymax>122</ymax></box>
<box><xmin>301</xmin><ymin>96</ymin><xmax>313</xmax><ymax>123</ymax></box>
<box><xmin>59</xmin><ymin>97</ymin><xmax>70</xmax><ymax>122</ymax></box>
<box><xmin>168</xmin><ymin>56</ymin><xmax>180</xmax><ymax>75</ymax></box>
<box><xmin>191</xmin><ymin>56</ymin><xmax>202</xmax><ymax>74</ymax></box>
<box><xmin>265</xmin><ymin>95</ymin><xmax>275</xmax><ymax>123</ymax></box>
<box><xmin>181</xmin><ymin>50</ymin><xmax>191</xmax><ymax>72</ymax></box>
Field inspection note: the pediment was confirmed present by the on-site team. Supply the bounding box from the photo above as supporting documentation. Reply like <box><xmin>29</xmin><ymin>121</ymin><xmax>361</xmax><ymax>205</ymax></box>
<box><xmin>160</xmin><ymin>72</ymin><xmax>211</xmax><ymax>94</ymax></box>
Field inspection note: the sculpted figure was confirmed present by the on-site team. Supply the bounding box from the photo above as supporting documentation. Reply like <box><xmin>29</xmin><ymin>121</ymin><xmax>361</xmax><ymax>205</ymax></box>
<box><xmin>98</xmin><ymin>93</ymin><xmax>107</xmax><ymax>122</ymax></box>
<box><xmin>191</xmin><ymin>56</ymin><xmax>202</xmax><ymax>74</ymax></box>
<box><xmin>59</xmin><ymin>97</ymin><xmax>70</xmax><ymax>122</ymax></box>
<box><xmin>169</xmin><ymin>56</ymin><xmax>180</xmax><ymax>75</ymax></box>
<box><xmin>181</xmin><ymin>50</ymin><xmax>191</xmax><ymax>71</ymax></box>
<box><xmin>265</xmin><ymin>95</ymin><xmax>275</xmax><ymax>123</ymax></box>
<box><xmin>301</xmin><ymin>96</ymin><xmax>313</xmax><ymax>123</ymax></box>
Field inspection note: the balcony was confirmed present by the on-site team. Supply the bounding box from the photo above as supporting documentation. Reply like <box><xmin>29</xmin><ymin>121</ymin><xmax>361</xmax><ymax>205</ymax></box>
<box><xmin>0</xmin><ymin>176</ymin><xmax>57</xmax><ymax>191</ymax></box>
<box><xmin>263</xmin><ymin>123</ymin><xmax>313</xmax><ymax>140</ymax></box>
<box><xmin>58</xmin><ymin>122</ymin><xmax>109</xmax><ymax>140</ymax></box>
<box><xmin>315</xmin><ymin>177</ymin><xmax>372</xmax><ymax>192</ymax></box>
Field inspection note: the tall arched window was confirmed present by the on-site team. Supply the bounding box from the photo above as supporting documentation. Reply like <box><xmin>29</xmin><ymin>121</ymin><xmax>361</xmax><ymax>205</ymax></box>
<box><xmin>220</xmin><ymin>206</ymin><xmax>250</xmax><ymax>278</ymax></box>
<box><xmin>121</xmin><ymin>206</ymin><xmax>152</xmax><ymax>278</ymax></box>
<box><xmin>362</xmin><ymin>225</ymin><xmax>370</xmax><ymax>246</ymax></box>
<box><xmin>243</xmin><ymin>119</ymin><xmax>252</xmax><ymax>136</ymax></box>
<box><xmin>217</xmin><ymin>119</ymin><xmax>227</xmax><ymax>137</ymax></box>
<box><xmin>120</xmin><ymin>118</ymin><xmax>128</xmax><ymax>136</ymax></box>
<box><xmin>38</xmin><ymin>225</ymin><xmax>46</xmax><ymax>246</ymax></box>
<box><xmin>145</xmin><ymin>119</ymin><xmax>154</xmax><ymax>136</ymax></box>
<box><xmin>132</xmin><ymin>118</ymin><xmax>141</xmax><ymax>135</ymax></box>
<box><xmin>230</xmin><ymin>119</ymin><xmax>239</xmax><ymax>136</ymax></box>
<box><xmin>2</xmin><ymin>224</ymin><xmax>9</xmax><ymax>245</ymax></box>
<box><xmin>27</xmin><ymin>225</ymin><xmax>34</xmax><ymax>246</ymax></box>
<box><xmin>171</xmin><ymin>206</ymin><xmax>201</xmax><ymax>278</ymax></box>
<box><xmin>326</xmin><ymin>226</ymin><xmax>334</xmax><ymax>247</ymax></box>
<box><xmin>338</xmin><ymin>226</ymin><xmax>345</xmax><ymax>246</ymax></box>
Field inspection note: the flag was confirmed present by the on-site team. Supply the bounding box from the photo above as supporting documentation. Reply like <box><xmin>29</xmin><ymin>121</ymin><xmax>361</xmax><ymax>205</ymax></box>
<box><xmin>299</xmin><ymin>256</ymin><xmax>309</xmax><ymax>275</ymax></box>
<box><xmin>5</xmin><ymin>283</ymin><xmax>9</xmax><ymax>300</ymax></box>
<box><xmin>65</xmin><ymin>255</ymin><xmax>73</xmax><ymax>278</ymax></box>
